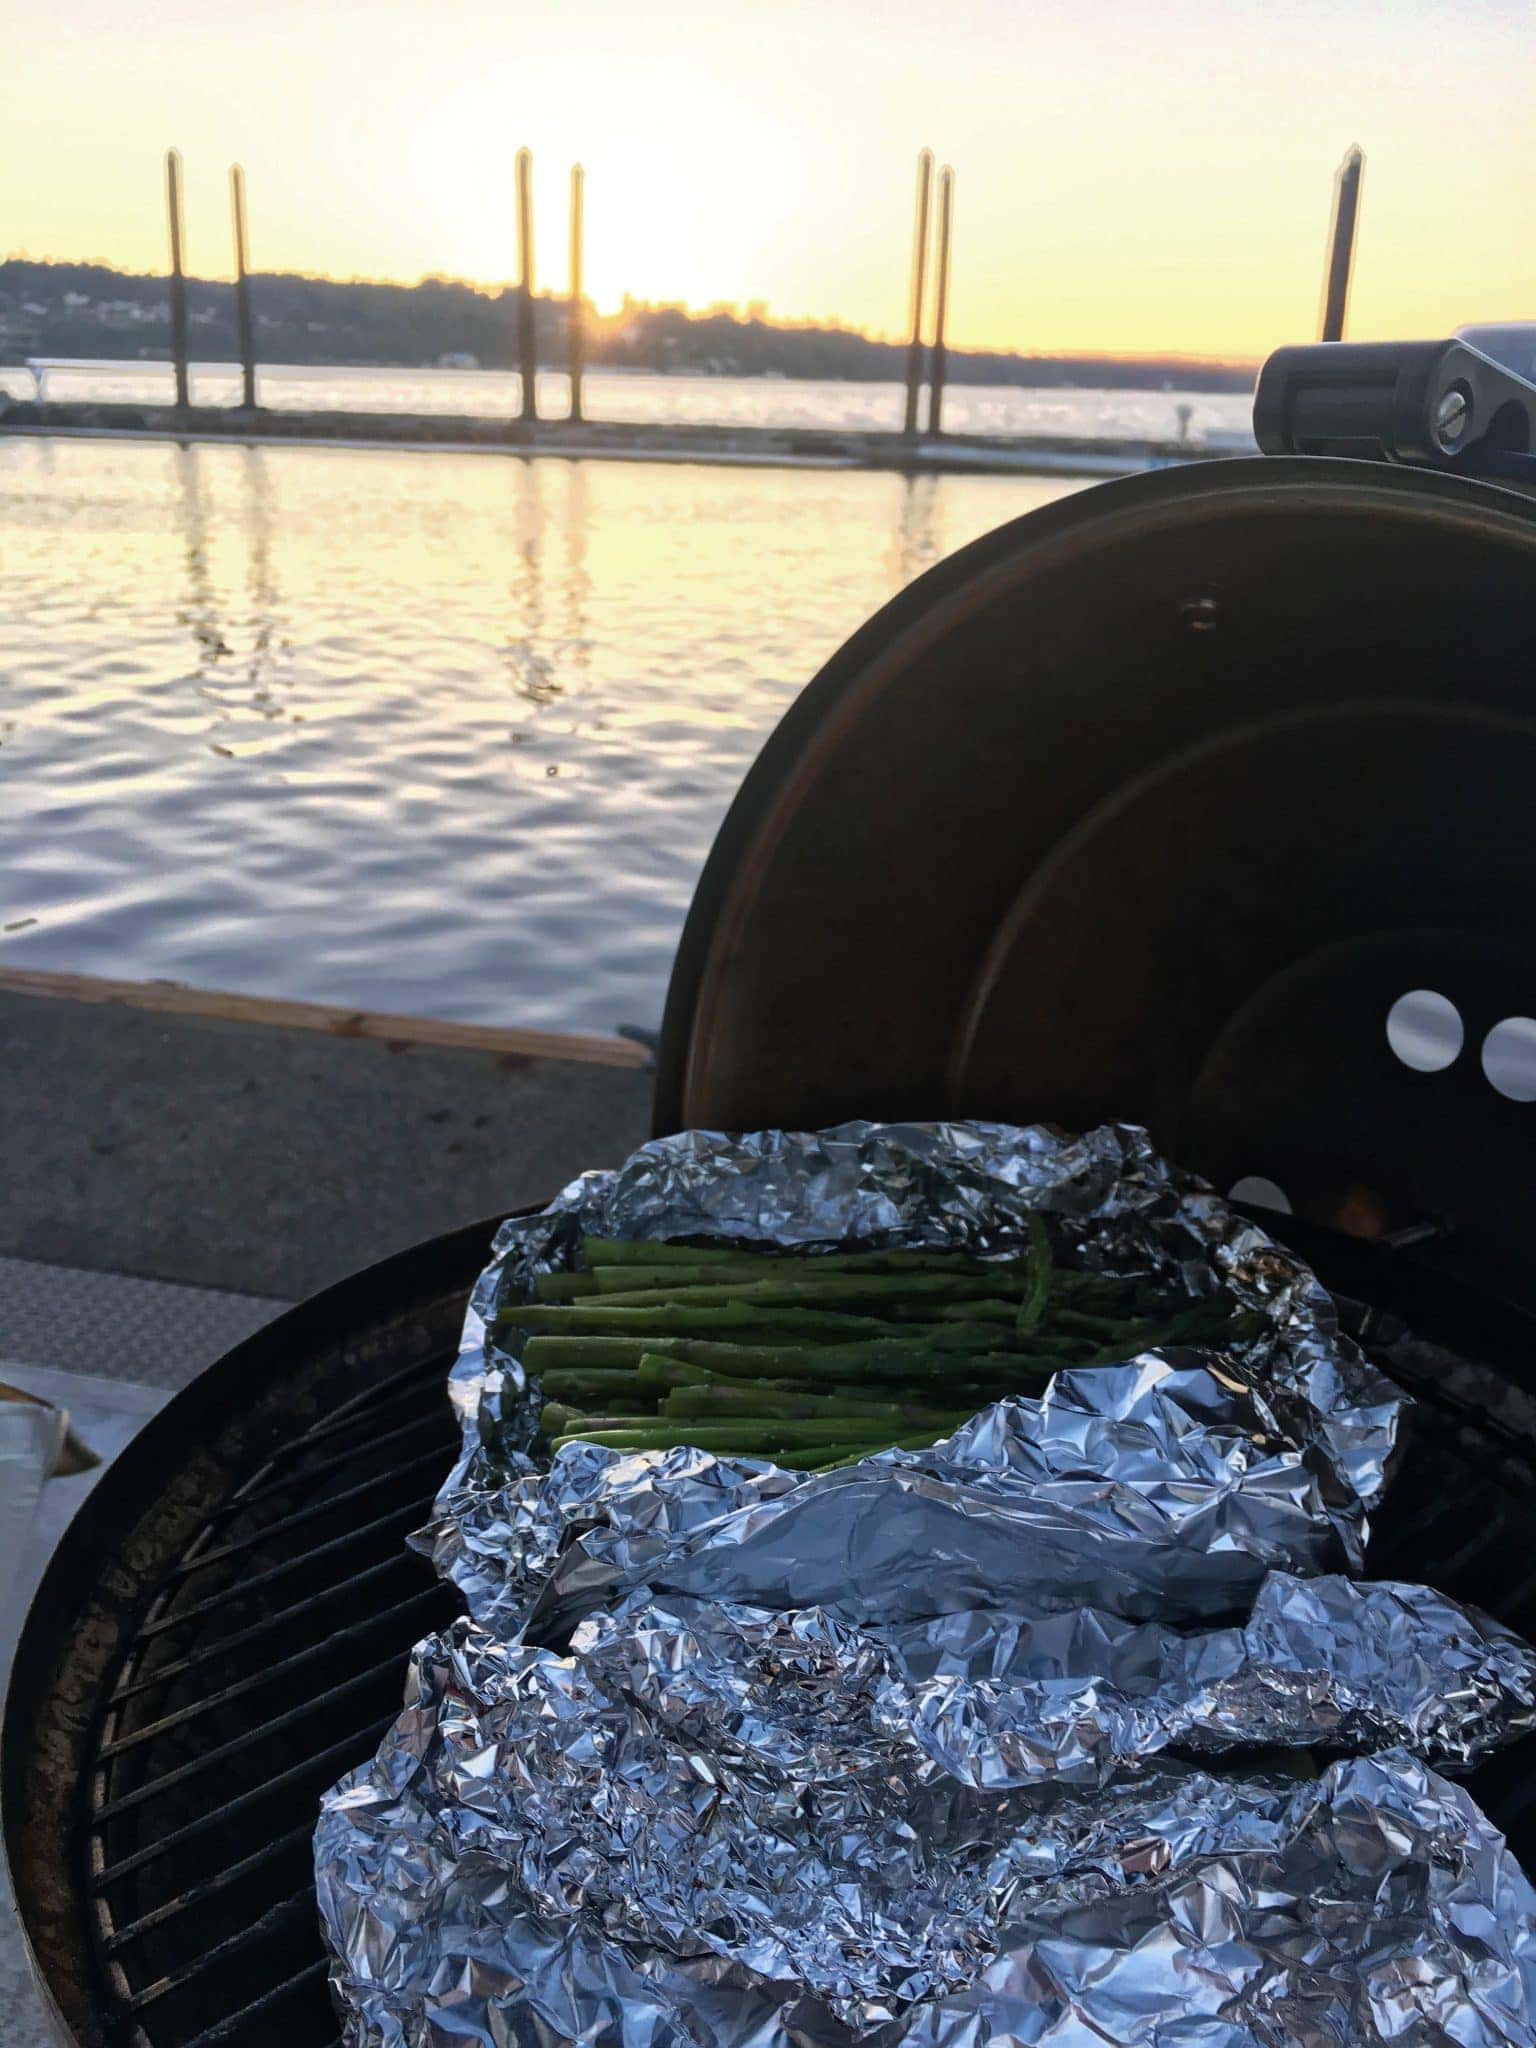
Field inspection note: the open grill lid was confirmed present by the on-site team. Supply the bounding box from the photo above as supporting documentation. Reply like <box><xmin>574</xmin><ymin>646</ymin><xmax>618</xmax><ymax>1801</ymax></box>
<box><xmin>655</xmin><ymin>454</ymin><xmax>1536</xmax><ymax>1271</ymax></box>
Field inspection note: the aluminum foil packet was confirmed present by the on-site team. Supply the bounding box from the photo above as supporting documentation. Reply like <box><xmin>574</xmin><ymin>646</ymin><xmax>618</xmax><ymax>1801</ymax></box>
<box><xmin>317</xmin><ymin>1121</ymin><xmax>1536</xmax><ymax>2047</ymax></box>
<box><xmin>317</xmin><ymin>1621</ymin><xmax>1536</xmax><ymax>2048</ymax></box>
<box><xmin>419</xmin><ymin>1120</ymin><xmax>1405</xmax><ymax>1634</ymax></box>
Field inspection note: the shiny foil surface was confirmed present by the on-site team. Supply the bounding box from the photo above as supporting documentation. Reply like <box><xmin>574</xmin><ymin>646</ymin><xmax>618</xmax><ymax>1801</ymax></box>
<box><xmin>316</xmin><ymin>1121</ymin><xmax>1536</xmax><ymax>2047</ymax></box>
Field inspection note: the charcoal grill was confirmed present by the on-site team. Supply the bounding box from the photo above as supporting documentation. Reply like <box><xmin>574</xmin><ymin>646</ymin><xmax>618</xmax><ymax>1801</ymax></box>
<box><xmin>10</xmin><ymin>446</ymin><xmax>1536</xmax><ymax>2046</ymax></box>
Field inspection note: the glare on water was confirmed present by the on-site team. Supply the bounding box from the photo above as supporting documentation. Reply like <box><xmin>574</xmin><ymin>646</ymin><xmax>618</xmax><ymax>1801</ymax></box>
<box><xmin>0</xmin><ymin>436</ymin><xmax>1089</xmax><ymax>1033</ymax></box>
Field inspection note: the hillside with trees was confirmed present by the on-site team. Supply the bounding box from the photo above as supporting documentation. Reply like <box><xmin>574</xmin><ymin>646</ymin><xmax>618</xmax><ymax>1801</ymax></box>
<box><xmin>0</xmin><ymin>258</ymin><xmax>1256</xmax><ymax>391</ymax></box>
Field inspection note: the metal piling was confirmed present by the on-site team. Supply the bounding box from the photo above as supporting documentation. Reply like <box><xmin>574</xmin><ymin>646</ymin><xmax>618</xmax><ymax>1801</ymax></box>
<box><xmin>230</xmin><ymin>164</ymin><xmax>257</xmax><ymax>410</ymax></box>
<box><xmin>165</xmin><ymin>148</ymin><xmax>190</xmax><ymax>412</ymax></box>
<box><xmin>568</xmin><ymin>163</ymin><xmax>585</xmax><ymax>424</ymax></box>
<box><xmin>517</xmin><ymin>147</ymin><xmax>538</xmax><ymax>422</ymax></box>
<box><xmin>1319</xmin><ymin>144</ymin><xmax>1364</xmax><ymax>343</ymax></box>
<box><xmin>902</xmin><ymin>149</ymin><xmax>933</xmax><ymax>439</ymax></box>
<box><xmin>926</xmin><ymin>164</ymin><xmax>954</xmax><ymax>437</ymax></box>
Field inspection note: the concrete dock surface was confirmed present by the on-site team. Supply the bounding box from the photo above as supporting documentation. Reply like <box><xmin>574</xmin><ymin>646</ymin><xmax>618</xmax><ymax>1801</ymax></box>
<box><xmin>0</xmin><ymin>976</ymin><xmax>654</xmax><ymax>1302</ymax></box>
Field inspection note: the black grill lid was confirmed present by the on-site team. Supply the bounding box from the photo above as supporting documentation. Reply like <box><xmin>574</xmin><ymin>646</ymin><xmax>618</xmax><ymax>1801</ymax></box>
<box><xmin>655</xmin><ymin>454</ymin><xmax>1536</xmax><ymax>1269</ymax></box>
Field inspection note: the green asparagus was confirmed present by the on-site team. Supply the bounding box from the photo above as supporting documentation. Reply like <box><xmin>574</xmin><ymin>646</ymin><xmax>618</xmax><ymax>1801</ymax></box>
<box><xmin>503</xmin><ymin>1229</ymin><xmax>1263</xmax><ymax>1472</ymax></box>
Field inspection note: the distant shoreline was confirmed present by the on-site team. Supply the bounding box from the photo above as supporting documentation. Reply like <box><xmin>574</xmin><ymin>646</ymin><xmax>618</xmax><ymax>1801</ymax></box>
<box><xmin>0</xmin><ymin>258</ymin><xmax>1260</xmax><ymax>394</ymax></box>
<box><xmin>0</xmin><ymin>353</ymin><xmax>1255</xmax><ymax>396</ymax></box>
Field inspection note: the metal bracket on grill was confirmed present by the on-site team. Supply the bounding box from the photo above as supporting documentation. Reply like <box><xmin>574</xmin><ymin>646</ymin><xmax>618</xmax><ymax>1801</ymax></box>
<box><xmin>1254</xmin><ymin>336</ymin><xmax>1536</xmax><ymax>484</ymax></box>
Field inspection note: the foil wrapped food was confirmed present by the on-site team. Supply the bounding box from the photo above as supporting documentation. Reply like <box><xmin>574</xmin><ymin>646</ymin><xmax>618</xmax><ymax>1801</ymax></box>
<box><xmin>421</xmin><ymin>1120</ymin><xmax>1404</xmax><ymax>1634</ymax></box>
<box><xmin>315</xmin><ymin>1120</ymin><xmax>1536</xmax><ymax>2047</ymax></box>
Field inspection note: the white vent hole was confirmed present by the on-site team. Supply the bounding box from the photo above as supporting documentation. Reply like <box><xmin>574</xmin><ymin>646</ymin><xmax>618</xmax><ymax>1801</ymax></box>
<box><xmin>1385</xmin><ymin>990</ymin><xmax>1464</xmax><ymax>1073</ymax></box>
<box><xmin>1482</xmin><ymin>1017</ymin><xmax>1536</xmax><ymax>1101</ymax></box>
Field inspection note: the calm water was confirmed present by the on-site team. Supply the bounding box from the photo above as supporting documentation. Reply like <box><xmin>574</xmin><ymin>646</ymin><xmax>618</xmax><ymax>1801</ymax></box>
<box><xmin>0</xmin><ymin>437</ymin><xmax>1090</xmax><ymax>1033</ymax></box>
<box><xmin>1</xmin><ymin>360</ymin><xmax>1258</xmax><ymax>449</ymax></box>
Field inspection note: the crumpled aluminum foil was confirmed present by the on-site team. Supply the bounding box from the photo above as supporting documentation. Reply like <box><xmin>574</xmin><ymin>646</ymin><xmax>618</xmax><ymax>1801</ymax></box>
<box><xmin>317</xmin><ymin>1120</ymin><xmax>1536</xmax><ymax>2048</ymax></box>
<box><xmin>545</xmin><ymin>1360</ymin><xmax>1366</xmax><ymax>1638</ymax></box>
<box><xmin>879</xmin><ymin>1567</ymin><xmax>1536</xmax><ymax>1787</ymax></box>
<box><xmin>419</xmin><ymin>1121</ymin><xmax>1404</xmax><ymax>1634</ymax></box>
<box><xmin>318</xmin><ymin>1616</ymin><xmax>1536</xmax><ymax>2048</ymax></box>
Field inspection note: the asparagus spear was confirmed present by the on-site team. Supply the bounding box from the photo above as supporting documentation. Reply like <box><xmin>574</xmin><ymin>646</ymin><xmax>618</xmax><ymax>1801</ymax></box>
<box><xmin>550</xmin><ymin>1419</ymin><xmax>905</xmax><ymax>1455</ymax></box>
<box><xmin>577</xmin><ymin>1260</ymin><xmax>1026</xmax><ymax>1296</ymax></box>
<box><xmin>504</xmin><ymin>1301</ymin><xmax>931</xmax><ymax>1338</ymax></box>
<box><xmin>521</xmin><ymin>1336</ymin><xmax>673</xmax><ymax>1370</ymax></box>
<box><xmin>660</xmin><ymin>1383</ymin><xmax>969</xmax><ymax>1428</ymax></box>
<box><xmin>580</xmin><ymin>1238</ymin><xmax>748</xmax><ymax>1267</ymax></box>
<box><xmin>771</xmin><ymin>1440</ymin><xmax>903</xmax><ymax>1470</ymax></box>
<box><xmin>535</xmin><ymin>1366</ymin><xmax>669</xmax><ymax>1402</ymax></box>
<box><xmin>528</xmin><ymin>1333</ymin><xmax>1057</xmax><ymax>1389</ymax></box>
<box><xmin>581</xmin><ymin>1237</ymin><xmax>1012</xmax><ymax>1276</ymax></box>
<box><xmin>587</xmin><ymin>1273</ymin><xmax>1048</xmax><ymax>1310</ymax></box>
<box><xmin>534</xmin><ymin>1272</ymin><xmax>602</xmax><ymax>1302</ymax></box>
<box><xmin>1016</xmin><ymin>1213</ymin><xmax>1053</xmax><ymax>1336</ymax></box>
<box><xmin>524</xmin><ymin>1327</ymin><xmax>1000</xmax><ymax>1376</ymax></box>
<box><xmin>541</xmin><ymin>1407</ymin><xmax>654</xmax><ymax>1436</ymax></box>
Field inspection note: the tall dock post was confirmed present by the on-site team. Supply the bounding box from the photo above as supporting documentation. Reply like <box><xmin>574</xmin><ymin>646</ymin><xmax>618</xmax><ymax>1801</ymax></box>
<box><xmin>902</xmin><ymin>149</ymin><xmax>933</xmax><ymax>438</ymax></box>
<box><xmin>926</xmin><ymin>164</ymin><xmax>954</xmax><ymax>436</ymax></box>
<box><xmin>1319</xmin><ymin>144</ymin><xmax>1364</xmax><ymax>342</ymax></box>
<box><xmin>166</xmin><ymin>148</ymin><xmax>191</xmax><ymax>412</ymax></box>
<box><xmin>230</xmin><ymin>164</ymin><xmax>258</xmax><ymax>409</ymax></box>
<box><xmin>568</xmin><ymin>163</ymin><xmax>585</xmax><ymax>424</ymax></box>
<box><xmin>517</xmin><ymin>147</ymin><xmax>539</xmax><ymax>422</ymax></box>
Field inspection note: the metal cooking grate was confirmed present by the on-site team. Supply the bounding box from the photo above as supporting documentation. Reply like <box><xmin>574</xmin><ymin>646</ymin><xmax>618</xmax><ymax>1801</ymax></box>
<box><xmin>85</xmin><ymin>1343</ymin><xmax>463</xmax><ymax>2047</ymax></box>
<box><xmin>73</xmin><ymin>1255</ymin><xmax>1536</xmax><ymax>2046</ymax></box>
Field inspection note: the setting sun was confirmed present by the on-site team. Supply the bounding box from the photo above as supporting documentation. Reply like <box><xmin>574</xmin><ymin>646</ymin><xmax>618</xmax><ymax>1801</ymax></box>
<box><xmin>6</xmin><ymin>0</ymin><xmax>1534</xmax><ymax>359</ymax></box>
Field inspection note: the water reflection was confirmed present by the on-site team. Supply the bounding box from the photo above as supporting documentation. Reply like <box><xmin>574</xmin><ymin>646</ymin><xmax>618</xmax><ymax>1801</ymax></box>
<box><xmin>503</xmin><ymin>460</ymin><xmax>561</xmax><ymax>707</ymax></box>
<box><xmin>561</xmin><ymin>461</ymin><xmax>593</xmax><ymax>686</ymax></box>
<box><xmin>172</xmin><ymin>446</ymin><xmax>296</xmax><ymax>753</ymax></box>
<box><xmin>242</xmin><ymin>447</ymin><xmax>280</xmax><ymax>688</ymax></box>
<box><xmin>893</xmin><ymin>473</ymin><xmax>941</xmax><ymax>586</ymax></box>
<box><xmin>173</xmin><ymin>446</ymin><xmax>233</xmax><ymax>673</ymax></box>
<box><xmin>0</xmin><ymin>434</ymin><xmax>1084</xmax><ymax>1032</ymax></box>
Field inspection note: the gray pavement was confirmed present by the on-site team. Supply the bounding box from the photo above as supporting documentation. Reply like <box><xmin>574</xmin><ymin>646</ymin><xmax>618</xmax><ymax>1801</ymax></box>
<box><xmin>0</xmin><ymin>987</ymin><xmax>654</xmax><ymax>1300</ymax></box>
<box><xmin>0</xmin><ymin>1256</ymin><xmax>284</xmax><ymax>1387</ymax></box>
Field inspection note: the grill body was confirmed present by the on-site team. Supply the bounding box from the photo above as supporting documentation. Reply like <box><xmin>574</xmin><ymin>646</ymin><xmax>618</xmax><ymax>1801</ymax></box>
<box><xmin>2</xmin><ymin>1218</ymin><xmax>495</xmax><ymax>2048</ymax></box>
<box><xmin>8</xmin><ymin>1210</ymin><xmax>1536</xmax><ymax>2047</ymax></box>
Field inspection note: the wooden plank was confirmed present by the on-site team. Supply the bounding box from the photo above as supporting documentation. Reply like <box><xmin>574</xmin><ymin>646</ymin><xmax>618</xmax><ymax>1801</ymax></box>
<box><xmin>0</xmin><ymin>967</ymin><xmax>650</xmax><ymax>1071</ymax></box>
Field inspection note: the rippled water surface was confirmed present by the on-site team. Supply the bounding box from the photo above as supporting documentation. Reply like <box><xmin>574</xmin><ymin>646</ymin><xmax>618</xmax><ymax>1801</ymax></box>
<box><xmin>2</xmin><ymin>361</ymin><xmax>1258</xmax><ymax>448</ymax></box>
<box><xmin>0</xmin><ymin>439</ymin><xmax>1088</xmax><ymax>1032</ymax></box>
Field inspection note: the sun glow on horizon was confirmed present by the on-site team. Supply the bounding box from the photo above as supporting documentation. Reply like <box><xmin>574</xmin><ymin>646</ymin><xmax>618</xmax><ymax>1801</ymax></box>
<box><xmin>5</xmin><ymin>0</ymin><xmax>1534</xmax><ymax>362</ymax></box>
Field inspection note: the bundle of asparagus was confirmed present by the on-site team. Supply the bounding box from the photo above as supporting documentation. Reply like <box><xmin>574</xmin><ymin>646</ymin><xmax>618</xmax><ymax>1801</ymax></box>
<box><xmin>499</xmin><ymin>1224</ymin><xmax>1264</xmax><ymax>1473</ymax></box>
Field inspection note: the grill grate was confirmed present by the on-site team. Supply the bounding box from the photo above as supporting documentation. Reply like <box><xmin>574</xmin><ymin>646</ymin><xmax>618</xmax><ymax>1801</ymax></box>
<box><xmin>37</xmin><ymin>1233</ymin><xmax>1536</xmax><ymax>2045</ymax></box>
<box><xmin>85</xmin><ymin>1344</ymin><xmax>462</xmax><ymax>2047</ymax></box>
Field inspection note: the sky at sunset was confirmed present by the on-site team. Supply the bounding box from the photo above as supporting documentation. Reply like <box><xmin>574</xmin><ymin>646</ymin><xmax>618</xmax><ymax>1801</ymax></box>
<box><xmin>6</xmin><ymin>0</ymin><xmax>1533</xmax><ymax>362</ymax></box>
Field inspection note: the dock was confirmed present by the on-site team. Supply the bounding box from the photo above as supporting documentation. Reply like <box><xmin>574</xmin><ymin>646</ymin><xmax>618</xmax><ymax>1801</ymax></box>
<box><xmin>0</xmin><ymin>398</ymin><xmax>1243</xmax><ymax>479</ymax></box>
<box><xmin>0</xmin><ymin>968</ymin><xmax>654</xmax><ymax>1306</ymax></box>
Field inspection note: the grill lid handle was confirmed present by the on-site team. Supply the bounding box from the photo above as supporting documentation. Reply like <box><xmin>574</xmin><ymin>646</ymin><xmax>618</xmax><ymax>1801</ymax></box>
<box><xmin>1254</xmin><ymin>334</ymin><xmax>1536</xmax><ymax>484</ymax></box>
